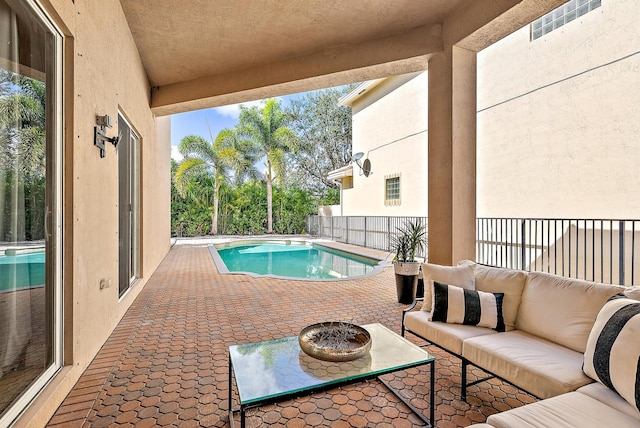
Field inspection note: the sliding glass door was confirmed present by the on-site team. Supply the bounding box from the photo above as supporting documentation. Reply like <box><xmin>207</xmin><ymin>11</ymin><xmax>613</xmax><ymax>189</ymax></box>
<box><xmin>0</xmin><ymin>0</ymin><xmax>63</xmax><ymax>425</ymax></box>
<box><xmin>118</xmin><ymin>114</ymin><xmax>140</xmax><ymax>297</ymax></box>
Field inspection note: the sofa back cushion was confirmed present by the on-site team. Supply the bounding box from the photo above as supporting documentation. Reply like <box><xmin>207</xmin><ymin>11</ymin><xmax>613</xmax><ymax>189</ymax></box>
<box><xmin>461</xmin><ymin>261</ymin><xmax>527</xmax><ymax>331</ymax></box>
<box><xmin>420</xmin><ymin>263</ymin><xmax>475</xmax><ymax>312</ymax></box>
<box><xmin>516</xmin><ymin>272</ymin><xmax>626</xmax><ymax>353</ymax></box>
<box><xmin>583</xmin><ymin>294</ymin><xmax>640</xmax><ymax>414</ymax></box>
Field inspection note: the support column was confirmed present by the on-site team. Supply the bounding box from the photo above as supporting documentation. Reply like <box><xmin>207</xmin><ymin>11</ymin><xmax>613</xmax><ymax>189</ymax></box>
<box><xmin>428</xmin><ymin>46</ymin><xmax>477</xmax><ymax>265</ymax></box>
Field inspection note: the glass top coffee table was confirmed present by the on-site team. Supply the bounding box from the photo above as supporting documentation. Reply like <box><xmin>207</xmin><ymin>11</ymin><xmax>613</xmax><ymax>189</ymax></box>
<box><xmin>228</xmin><ymin>323</ymin><xmax>435</xmax><ymax>427</ymax></box>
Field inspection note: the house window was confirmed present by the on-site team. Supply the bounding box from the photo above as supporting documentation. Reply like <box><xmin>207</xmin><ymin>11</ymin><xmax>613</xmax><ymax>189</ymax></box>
<box><xmin>531</xmin><ymin>0</ymin><xmax>601</xmax><ymax>40</ymax></box>
<box><xmin>385</xmin><ymin>175</ymin><xmax>401</xmax><ymax>206</ymax></box>
<box><xmin>0</xmin><ymin>0</ymin><xmax>63</xmax><ymax>425</ymax></box>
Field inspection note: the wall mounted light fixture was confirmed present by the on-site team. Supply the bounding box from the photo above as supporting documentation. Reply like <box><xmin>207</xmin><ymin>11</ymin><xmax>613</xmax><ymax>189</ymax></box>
<box><xmin>94</xmin><ymin>114</ymin><xmax>120</xmax><ymax>158</ymax></box>
<box><xmin>351</xmin><ymin>152</ymin><xmax>372</xmax><ymax>177</ymax></box>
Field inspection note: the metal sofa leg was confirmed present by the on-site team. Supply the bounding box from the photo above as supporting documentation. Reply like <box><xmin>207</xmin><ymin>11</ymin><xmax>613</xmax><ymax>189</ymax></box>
<box><xmin>461</xmin><ymin>358</ymin><xmax>468</xmax><ymax>401</ymax></box>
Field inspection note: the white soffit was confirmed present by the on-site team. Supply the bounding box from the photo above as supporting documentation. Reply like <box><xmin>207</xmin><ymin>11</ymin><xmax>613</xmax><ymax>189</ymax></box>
<box><xmin>327</xmin><ymin>165</ymin><xmax>354</xmax><ymax>181</ymax></box>
<box><xmin>338</xmin><ymin>78</ymin><xmax>387</xmax><ymax>107</ymax></box>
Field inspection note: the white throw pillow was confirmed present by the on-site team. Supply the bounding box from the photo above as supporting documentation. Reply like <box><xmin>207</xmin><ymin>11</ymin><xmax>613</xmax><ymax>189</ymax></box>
<box><xmin>583</xmin><ymin>294</ymin><xmax>640</xmax><ymax>413</ymax></box>
<box><xmin>429</xmin><ymin>282</ymin><xmax>505</xmax><ymax>331</ymax></box>
<box><xmin>420</xmin><ymin>263</ymin><xmax>475</xmax><ymax>312</ymax></box>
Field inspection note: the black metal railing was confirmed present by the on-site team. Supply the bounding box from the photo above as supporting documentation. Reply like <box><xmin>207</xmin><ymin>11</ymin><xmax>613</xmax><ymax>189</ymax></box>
<box><xmin>477</xmin><ymin>218</ymin><xmax>640</xmax><ymax>286</ymax></box>
<box><xmin>306</xmin><ymin>215</ymin><xmax>640</xmax><ymax>286</ymax></box>
<box><xmin>306</xmin><ymin>215</ymin><xmax>428</xmax><ymax>258</ymax></box>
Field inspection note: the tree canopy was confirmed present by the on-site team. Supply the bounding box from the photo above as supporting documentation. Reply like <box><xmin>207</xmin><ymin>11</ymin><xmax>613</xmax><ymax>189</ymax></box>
<box><xmin>171</xmin><ymin>85</ymin><xmax>356</xmax><ymax>237</ymax></box>
<box><xmin>286</xmin><ymin>87</ymin><xmax>353</xmax><ymax>196</ymax></box>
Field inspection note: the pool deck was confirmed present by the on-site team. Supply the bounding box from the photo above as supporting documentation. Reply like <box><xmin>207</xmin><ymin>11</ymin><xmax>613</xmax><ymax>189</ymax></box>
<box><xmin>47</xmin><ymin>239</ymin><xmax>535</xmax><ymax>427</ymax></box>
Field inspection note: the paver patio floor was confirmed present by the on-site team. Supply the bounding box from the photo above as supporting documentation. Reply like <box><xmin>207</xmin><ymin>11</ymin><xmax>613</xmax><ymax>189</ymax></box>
<box><xmin>48</xmin><ymin>243</ymin><xmax>536</xmax><ymax>427</ymax></box>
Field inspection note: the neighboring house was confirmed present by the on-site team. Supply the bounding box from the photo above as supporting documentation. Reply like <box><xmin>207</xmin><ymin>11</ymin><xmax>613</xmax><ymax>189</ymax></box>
<box><xmin>331</xmin><ymin>72</ymin><xmax>429</xmax><ymax>217</ymax></box>
<box><xmin>331</xmin><ymin>0</ymin><xmax>640</xmax><ymax>282</ymax></box>
<box><xmin>334</xmin><ymin>0</ymin><xmax>639</xmax><ymax>220</ymax></box>
<box><xmin>477</xmin><ymin>0</ymin><xmax>640</xmax><ymax>219</ymax></box>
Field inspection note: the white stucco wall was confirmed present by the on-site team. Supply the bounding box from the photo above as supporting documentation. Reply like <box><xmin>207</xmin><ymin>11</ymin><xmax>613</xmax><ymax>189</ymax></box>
<box><xmin>477</xmin><ymin>0</ymin><xmax>640</xmax><ymax>218</ymax></box>
<box><xmin>342</xmin><ymin>72</ymin><xmax>428</xmax><ymax>216</ymax></box>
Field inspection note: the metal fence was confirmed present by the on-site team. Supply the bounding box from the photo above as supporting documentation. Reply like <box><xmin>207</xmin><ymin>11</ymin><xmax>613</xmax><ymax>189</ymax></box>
<box><xmin>306</xmin><ymin>215</ymin><xmax>428</xmax><ymax>258</ymax></box>
<box><xmin>477</xmin><ymin>218</ymin><xmax>640</xmax><ymax>286</ymax></box>
<box><xmin>306</xmin><ymin>215</ymin><xmax>640</xmax><ymax>286</ymax></box>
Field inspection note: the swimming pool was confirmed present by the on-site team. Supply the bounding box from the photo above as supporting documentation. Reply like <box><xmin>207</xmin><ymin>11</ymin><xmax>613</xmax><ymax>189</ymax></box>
<box><xmin>0</xmin><ymin>251</ymin><xmax>45</xmax><ymax>292</ymax></box>
<box><xmin>210</xmin><ymin>241</ymin><xmax>385</xmax><ymax>280</ymax></box>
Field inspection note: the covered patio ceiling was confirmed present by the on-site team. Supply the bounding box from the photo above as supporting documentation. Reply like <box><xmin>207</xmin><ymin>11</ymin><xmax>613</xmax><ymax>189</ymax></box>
<box><xmin>119</xmin><ymin>0</ymin><xmax>566</xmax><ymax>115</ymax></box>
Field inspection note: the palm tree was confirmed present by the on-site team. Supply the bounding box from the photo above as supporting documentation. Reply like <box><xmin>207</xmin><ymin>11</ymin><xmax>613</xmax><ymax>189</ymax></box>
<box><xmin>0</xmin><ymin>71</ymin><xmax>47</xmax><ymax>241</ymax></box>
<box><xmin>220</xmin><ymin>128</ymin><xmax>262</xmax><ymax>186</ymax></box>
<box><xmin>0</xmin><ymin>72</ymin><xmax>46</xmax><ymax>176</ymax></box>
<box><xmin>238</xmin><ymin>99</ymin><xmax>298</xmax><ymax>233</ymax></box>
<box><xmin>173</xmin><ymin>127</ymin><xmax>248</xmax><ymax>235</ymax></box>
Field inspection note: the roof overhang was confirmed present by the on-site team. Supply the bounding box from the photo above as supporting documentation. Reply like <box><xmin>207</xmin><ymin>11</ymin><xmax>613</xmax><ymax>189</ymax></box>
<box><xmin>327</xmin><ymin>165</ymin><xmax>354</xmax><ymax>181</ymax></box>
<box><xmin>338</xmin><ymin>79</ymin><xmax>387</xmax><ymax>107</ymax></box>
<box><xmin>118</xmin><ymin>0</ymin><xmax>568</xmax><ymax>116</ymax></box>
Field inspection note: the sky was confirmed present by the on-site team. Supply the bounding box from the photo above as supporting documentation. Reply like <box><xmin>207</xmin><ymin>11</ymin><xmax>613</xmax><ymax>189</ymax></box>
<box><xmin>170</xmin><ymin>94</ymin><xmax>303</xmax><ymax>162</ymax></box>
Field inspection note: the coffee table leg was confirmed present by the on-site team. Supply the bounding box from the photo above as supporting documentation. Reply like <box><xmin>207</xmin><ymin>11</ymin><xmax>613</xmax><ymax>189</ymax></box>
<box><xmin>228</xmin><ymin>356</ymin><xmax>234</xmax><ymax>427</ymax></box>
<box><xmin>430</xmin><ymin>361</ymin><xmax>435</xmax><ymax>425</ymax></box>
<box><xmin>228</xmin><ymin>357</ymin><xmax>245</xmax><ymax>428</ymax></box>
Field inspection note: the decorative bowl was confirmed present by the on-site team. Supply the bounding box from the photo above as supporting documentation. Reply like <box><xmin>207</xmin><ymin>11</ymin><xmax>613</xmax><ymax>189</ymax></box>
<box><xmin>298</xmin><ymin>322</ymin><xmax>372</xmax><ymax>362</ymax></box>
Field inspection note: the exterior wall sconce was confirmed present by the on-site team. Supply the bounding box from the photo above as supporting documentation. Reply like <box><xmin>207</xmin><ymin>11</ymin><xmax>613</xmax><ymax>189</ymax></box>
<box><xmin>351</xmin><ymin>152</ymin><xmax>372</xmax><ymax>177</ymax></box>
<box><xmin>94</xmin><ymin>114</ymin><xmax>120</xmax><ymax>158</ymax></box>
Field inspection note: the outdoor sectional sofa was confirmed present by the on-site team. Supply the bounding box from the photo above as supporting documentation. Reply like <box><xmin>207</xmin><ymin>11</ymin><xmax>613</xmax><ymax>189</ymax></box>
<box><xmin>402</xmin><ymin>261</ymin><xmax>640</xmax><ymax>427</ymax></box>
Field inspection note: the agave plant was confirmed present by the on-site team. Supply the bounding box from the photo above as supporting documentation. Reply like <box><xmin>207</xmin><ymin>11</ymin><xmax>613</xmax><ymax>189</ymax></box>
<box><xmin>392</xmin><ymin>234</ymin><xmax>411</xmax><ymax>262</ymax></box>
<box><xmin>392</xmin><ymin>221</ymin><xmax>427</xmax><ymax>263</ymax></box>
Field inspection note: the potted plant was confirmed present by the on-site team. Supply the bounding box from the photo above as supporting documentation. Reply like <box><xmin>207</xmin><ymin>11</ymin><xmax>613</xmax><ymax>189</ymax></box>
<box><xmin>391</xmin><ymin>220</ymin><xmax>427</xmax><ymax>304</ymax></box>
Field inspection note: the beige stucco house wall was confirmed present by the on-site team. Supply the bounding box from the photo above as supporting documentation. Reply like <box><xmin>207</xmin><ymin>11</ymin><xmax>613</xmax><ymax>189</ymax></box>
<box><xmin>14</xmin><ymin>1</ymin><xmax>171</xmax><ymax>426</ymax></box>
<box><xmin>338</xmin><ymin>72</ymin><xmax>428</xmax><ymax>217</ymax></box>
<box><xmin>477</xmin><ymin>0</ymin><xmax>640</xmax><ymax>219</ymax></box>
<box><xmin>336</xmin><ymin>0</ymin><xmax>640</xmax><ymax>221</ymax></box>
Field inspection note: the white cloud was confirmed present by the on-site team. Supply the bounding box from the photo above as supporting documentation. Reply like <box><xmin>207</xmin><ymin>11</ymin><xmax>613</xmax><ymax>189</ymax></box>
<box><xmin>171</xmin><ymin>145</ymin><xmax>183</xmax><ymax>162</ymax></box>
<box><xmin>214</xmin><ymin>98</ymin><xmax>281</xmax><ymax>119</ymax></box>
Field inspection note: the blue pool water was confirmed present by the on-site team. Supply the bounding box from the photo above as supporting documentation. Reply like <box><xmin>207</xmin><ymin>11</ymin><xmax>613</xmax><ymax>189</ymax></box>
<box><xmin>213</xmin><ymin>242</ymin><xmax>380</xmax><ymax>279</ymax></box>
<box><xmin>0</xmin><ymin>252</ymin><xmax>45</xmax><ymax>292</ymax></box>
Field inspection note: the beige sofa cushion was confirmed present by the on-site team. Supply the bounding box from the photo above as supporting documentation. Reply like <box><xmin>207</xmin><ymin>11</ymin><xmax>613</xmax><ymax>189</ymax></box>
<box><xmin>420</xmin><ymin>263</ymin><xmax>475</xmax><ymax>312</ymax></box>
<box><xmin>404</xmin><ymin>310</ymin><xmax>496</xmax><ymax>355</ymax></box>
<box><xmin>577</xmin><ymin>383</ymin><xmax>640</xmax><ymax>420</ymax></box>
<box><xmin>515</xmin><ymin>272</ymin><xmax>626</xmax><ymax>353</ymax></box>
<box><xmin>485</xmin><ymin>391</ymin><xmax>640</xmax><ymax>428</ymax></box>
<box><xmin>460</xmin><ymin>261</ymin><xmax>527</xmax><ymax>331</ymax></box>
<box><xmin>462</xmin><ymin>330</ymin><xmax>592</xmax><ymax>399</ymax></box>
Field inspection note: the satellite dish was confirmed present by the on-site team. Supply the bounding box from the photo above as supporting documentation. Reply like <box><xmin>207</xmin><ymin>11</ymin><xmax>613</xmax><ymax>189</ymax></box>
<box><xmin>351</xmin><ymin>152</ymin><xmax>364</xmax><ymax>162</ymax></box>
<box><xmin>362</xmin><ymin>158</ymin><xmax>372</xmax><ymax>177</ymax></box>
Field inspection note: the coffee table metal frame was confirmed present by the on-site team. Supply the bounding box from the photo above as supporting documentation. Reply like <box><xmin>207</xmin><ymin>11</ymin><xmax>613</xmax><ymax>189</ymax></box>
<box><xmin>228</xmin><ymin>323</ymin><xmax>435</xmax><ymax>427</ymax></box>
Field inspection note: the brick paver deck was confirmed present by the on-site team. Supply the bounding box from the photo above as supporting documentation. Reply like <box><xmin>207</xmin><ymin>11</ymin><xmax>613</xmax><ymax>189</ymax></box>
<box><xmin>48</xmin><ymin>243</ymin><xmax>536</xmax><ymax>427</ymax></box>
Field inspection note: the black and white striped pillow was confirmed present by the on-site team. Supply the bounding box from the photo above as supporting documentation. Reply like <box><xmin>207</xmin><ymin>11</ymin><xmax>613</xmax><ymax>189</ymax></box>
<box><xmin>583</xmin><ymin>294</ymin><xmax>640</xmax><ymax>412</ymax></box>
<box><xmin>430</xmin><ymin>281</ymin><xmax>505</xmax><ymax>332</ymax></box>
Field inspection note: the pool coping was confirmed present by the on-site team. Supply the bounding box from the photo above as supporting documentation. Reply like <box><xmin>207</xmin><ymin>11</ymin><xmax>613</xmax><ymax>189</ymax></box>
<box><xmin>0</xmin><ymin>245</ymin><xmax>46</xmax><ymax>257</ymax></box>
<box><xmin>208</xmin><ymin>238</ymin><xmax>392</xmax><ymax>281</ymax></box>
